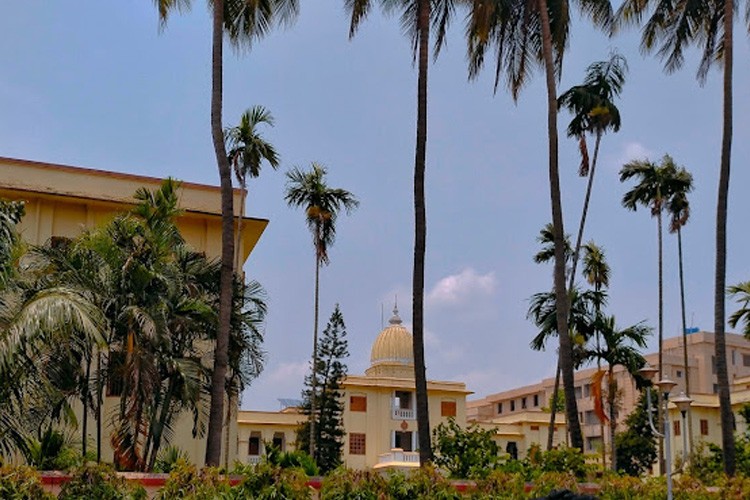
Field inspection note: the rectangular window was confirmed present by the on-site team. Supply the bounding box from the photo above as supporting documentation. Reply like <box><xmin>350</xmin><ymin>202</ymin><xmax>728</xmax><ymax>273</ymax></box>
<box><xmin>713</xmin><ymin>384</ymin><xmax>719</xmax><ymax>394</ymax></box>
<box><xmin>248</xmin><ymin>435</ymin><xmax>261</xmax><ymax>456</ymax></box>
<box><xmin>530</xmin><ymin>425</ymin><xmax>539</xmax><ymax>431</ymax></box>
<box><xmin>676</xmin><ymin>370</ymin><xmax>682</xmax><ymax>378</ymax></box>
<box><xmin>394</xmin><ymin>391</ymin><xmax>412</xmax><ymax>410</ymax></box>
<box><xmin>349</xmin><ymin>433</ymin><xmax>366</xmax><ymax>455</ymax></box>
<box><xmin>350</xmin><ymin>395</ymin><xmax>367</xmax><ymax>412</ymax></box>
<box><xmin>497</xmin><ymin>402</ymin><xmax>503</xmax><ymax>414</ymax></box>
<box><xmin>732</xmin><ymin>350</ymin><xmax>736</xmax><ymax>365</ymax></box>
<box><xmin>584</xmin><ymin>410</ymin><xmax>599</xmax><ymax>425</ymax></box>
<box><xmin>744</xmin><ymin>354</ymin><xmax>750</xmax><ymax>367</ymax></box>
<box><xmin>394</xmin><ymin>431</ymin><xmax>413</xmax><ymax>452</ymax></box>
<box><xmin>674</xmin><ymin>420</ymin><xmax>681</xmax><ymax>436</ymax></box>
<box><xmin>533</xmin><ymin>394</ymin><xmax>539</xmax><ymax>407</ymax></box>
<box><xmin>583</xmin><ymin>384</ymin><xmax>591</xmax><ymax>398</ymax></box>
<box><xmin>441</xmin><ymin>401</ymin><xmax>457</xmax><ymax>417</ymax></box>
<box><xmin>510</xmin><ymin>400</ymin><xmax>516</xmax><ymax>412</ymax></box>
<box><xmin>272</xmin><ymin>432</ymin><xmax>285</xmax><ymax>452</ymax></box>
<box><xmin>521</xmin><ymin>397</ymin><xmax>527</xmax><ymax>409</ymax></box>
<box><xmin>574</xmin><ymin>386</ymin><xmax>582</xmax><ymax>400</ymax></box>
<box><xmin>700</xmin><ymin>419</ymin><xmax>709</xmax><ymax>436</ymax></box>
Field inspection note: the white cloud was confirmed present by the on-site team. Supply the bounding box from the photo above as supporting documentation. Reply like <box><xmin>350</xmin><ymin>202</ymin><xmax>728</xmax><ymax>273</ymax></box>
<box><xmin>611</xmin><ymin>141</ymin><xmax>655</xmax><ymax>170</ymax></box>
<box><xmin>426</xmin><ymin>268</ymin><xmax>497</xmax><ymax>308</ymax></box>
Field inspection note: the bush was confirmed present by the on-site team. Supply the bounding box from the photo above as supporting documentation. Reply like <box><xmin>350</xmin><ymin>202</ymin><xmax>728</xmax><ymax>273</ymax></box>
<box><xmin>472</xmin><ymin>469</ymin><xmax>526</xmax><ymax>499</ymax></box>
<box><xmin>58</xmin><ymin>463</ymin><xmax>146</xmax><ymax>500</ymax></box>
<box><xmin>265</xmin><ymin>448</ymin><xmax>319</xmax><ymax>476</ymax></box>
<box><xmin>233</xmin><ymin>462</ymin><xmax>311</xmax><ymax>499</ymax></box>
<box><xmin>525</xmin><ymin>444</ymin><xmax>592</xmax><ymax>481</ymax></box>
<box><xmin>23</xmin><ymin>429</ymin><xmax>83</xmax><ymax>471</ymax></box>
<box><xmin>320</xmin><ymin>468</ymin><xmax>387</xmax><ymax>500</ymax></box>
<box><xmin>0</xmin><ymin>464</ymin><xmax>53</xmax><ymax>500</ymax></box>
<box><xmin>156</xmin><ymin>462</ymin><xmax>232</xmax><ymax>499</ymax></box>
<box><xmin>527</xmin><ymin>471</ymin><xmax>579</xmax><ymax>498</ymax></box>
<box><xmin>433</xmin><ymin>418</ymin><xmax>500</xmax><ymax>479</ymax></box>
<box><xmin>153</xmin><ymin>446</ymin><xmax>190</xmax><ymax>474</ymax></box>
<box><xmin>686</xmin><ymin>442</ymin><xmax>725</xmax><ymax>486</ymax></box>
<box><xmin>385</xmin><ymin>466</ymin><xmax>461</xmax><ymax>500</ymax></box>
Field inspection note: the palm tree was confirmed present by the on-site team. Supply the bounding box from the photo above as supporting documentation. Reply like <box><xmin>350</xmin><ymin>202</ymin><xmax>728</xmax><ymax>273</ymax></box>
<box><xmin>226</xmin><ymin>105</ymin><xmax>280</xmax><ymax>274</ymax></box>
<box><xmin>344</xmin><ymin>0</ymin><xmax>461</xmax><ymax>464</ymax></box>
<box><xmin>152</xmin><ymin>0</ymin><xmax>298</xmax><ymax>466</ymax></box>
<box><xmin>615</xmin><ymin>0</ymin><xmax>737</xmax><ymax>474</ymax></box>
<box><xmin>284</xmin><ymin>163</ymin><xmax>358</xmax><ymax>457</ymax></box>
<box><xmin>467</xmin><ymin>0</ymin><xmax>614</xmax><ymax>451</ymax></box>
<box><xmin>667</xmin><ymin>169</ymin><xmax>694</xmax><ymax>453</ymax></box>
<box><xmin>729</xmin><ymin>282</ymin><xmax>750</xmax><ymax>335</ymax></box>
<box><xmin>620</xmin><ymin>154</ymin><xmax>691</xmax><ymax>471</ymax></box>
<box><xmin>558</xmin><ymin>54</ymin><xmax>626</xmax><ymax>284</ymax></box>
<box><xmin>588</xmin><ymin>315</ymin><xmax>649</xmax><ymax>470</ymax></box>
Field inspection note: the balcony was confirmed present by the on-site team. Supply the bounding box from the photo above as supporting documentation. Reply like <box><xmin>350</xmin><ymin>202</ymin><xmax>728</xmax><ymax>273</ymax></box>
<box><xmin>373</xmin><ymin>448</ymin><xmax>420</xmax><ymax>470</ymax></box>
<box><xmin>392</xmin><ymin>407</ymin><xmax>415</xmax><ymax>420</ymax></box>
<box><xmin>246</xmin><ymin>456</ymin><xmax>262</xmax><ymax>465</ymax></box>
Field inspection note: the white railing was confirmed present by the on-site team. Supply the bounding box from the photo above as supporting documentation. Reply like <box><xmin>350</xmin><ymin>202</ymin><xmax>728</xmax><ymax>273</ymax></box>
<box><xmin>377</xmin><ymin>448</ymin><xmax>420</xmax><ymax>465</ymax></box>
<box><xmin>246</xmin><ymin>455</ymin><xmax>262</xmax><ymax>465</ymax></box>
<box><xmin>392</xmin><ymin>407</ymin><xmax>415</xmax><ymax>420</ymax></box>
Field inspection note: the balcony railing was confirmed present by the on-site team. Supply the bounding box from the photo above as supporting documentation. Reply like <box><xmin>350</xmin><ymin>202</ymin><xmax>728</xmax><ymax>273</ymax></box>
<box><xmin>392</xmin><ymin>407</ymin><xmax>415</xmax><ymax>420</ymax></box>
<box><xmin>246</xmin><ymin>455</ymin><xmax>262</xmax><ymax>465</ymax></box>
<box><xmin>377</xmin><ymin>448</ymin><xmax>420</xmax><ymax>465</ymax></box>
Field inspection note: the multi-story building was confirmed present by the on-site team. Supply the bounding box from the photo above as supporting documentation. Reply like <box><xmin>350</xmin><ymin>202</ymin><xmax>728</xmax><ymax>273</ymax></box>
<box><xmin>237</xmin><ymin>307</ymin><xmax>471</xmax><ymax>470</ymax></box>
<box><xmin>468</xmin><ymin>331</ymin><xmax>750</xmax><ymax>464</ymax></box>
<box><xmin>0</xmin><ymin>156</ymin><xmax>268</xmax><ymax>467</ymax></box>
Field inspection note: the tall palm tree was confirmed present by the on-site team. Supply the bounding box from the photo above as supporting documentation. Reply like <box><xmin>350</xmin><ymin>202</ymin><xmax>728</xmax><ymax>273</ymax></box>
<box><xmin>152</xmin><ymin>0</ymin><xmax>298</xmax><ymax>466</ymax></box>
<box><xmin>284</xmin><ymin>163</ymin><xmax>358</xmax><ymax>457</ymax></box>
<box><xmin>615</xmin><ymin>0</ymin><xmax>737</xmax><ymax>474</ymax></box>
<box><xmin>467</xmin><ymin>0</ymin><xmax>614</xmax><ymax>450</ymax></box>
<box><xmin>667</xmin><ymin>169</ymin><xmax>694</xmax><ymax>453</ymax></box>
<box><xmin>619</xmin><ymin>154</ymin><xmax>691</xmax><ymax>471</ymax></box>
<box><xmin>344</xmin><ymin>0</ymin><xmax>460</xmax><ymax>463</ymax></box>
<box><xmin>729</xmin><ymin>282</ymin><xmax>750</xmax><ymax>335</ymax></box>
<box><xmin>558</xmin><ymin>53</ymin><xmax>626</xmax><ymax>284</ymax></box>
<box><xmin>588</xmin><ymin>315</ymin><xmax>649</xmax><ymax>470</ymax></box>
<box><xmin>226</xmin><ymin>105</ymin><xmax>280</xmax><ymax>274</ymax></box>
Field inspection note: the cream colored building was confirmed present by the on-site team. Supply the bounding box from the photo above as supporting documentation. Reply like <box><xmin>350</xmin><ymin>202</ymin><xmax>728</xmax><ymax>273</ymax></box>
<box><xmin>468</xmin><ymin>331</ymin><xmax>750</xmax><ymax>466</ymax></box>
<box><xmin>0</xmin><ymin>156</ymin><xmax>267</xmax><ymax>467</ymax></box>
<box><xmin>237</xmin><ymin>308</ymin><xmax>471</xmax><ymax>470</ymax></box>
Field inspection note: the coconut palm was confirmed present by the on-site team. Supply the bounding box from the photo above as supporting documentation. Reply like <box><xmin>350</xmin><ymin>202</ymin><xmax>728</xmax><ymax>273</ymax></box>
<box><xmin>344</xmin><ymin>0</ymin><xmax>462</xmax><ymax>463</ymax></box>
<box><xmin>620</xmin><ymin>155</ymin><xmax>692</xmax><ymax>471</ymax></box>
<box><xmin>729</xmin><ymin>282</ymin><xmax>750</xmax><ymax>336</ymax></box>
<box><xmin>588</xmin><ymin>315</ymin><xmax>649</xmax><ymax>470</ymax></box>
<box><xmin>285</xmin><ymin>163</ymin><xmax>358</xmax><ymax>456</ymax></box>
<box><xmin>615</xmin><ymin>0</ymin><xmax>738</xmax><ymax>474</ymax></box>
<box><xmin>152</xmin><ymin>0</ymin><xmax>298</xmax><ymax>466</ymax></box>
<box><xmin>226</xmin><ymin>105</ymin><xmax>280</xmax><ymax>274</ymax></box>
<box><xmin>467</xmin><ymin>0</ymin><xmax>614</xmax><ymax>451</ymax></box>
<box><xmin>667</xmin><ymin>169</ymin><xmax>694</xmax><ymax>454</ymax></box>
<box><xmin>558</xmin><ymin>53</ymin><xmax>626</xmax><ymax>285</ymax></box>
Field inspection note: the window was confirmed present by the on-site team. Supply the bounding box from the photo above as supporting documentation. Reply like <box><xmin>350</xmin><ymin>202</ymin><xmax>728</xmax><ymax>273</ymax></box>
<box><xmin>712</xmin><ymin>356</ymin><xmax>717</xmax><ymax>374</ymax></box>
<box><xmin>530</xmin><ymin>425</ymin><xmax>539</xmax><ymax>431</ymax></box>
<box><xmin>497</xmin><ymin>402</ymin><xmax>503</xmax><ymax>414</ymax></box>
<box><xmin>394</xmin><ymin>391</ymin><xmax>412</xmax><ymax>410</ymax></box>
<box><xmin>533</xmin><ymin>394</ymin><xmax>539</xmax><ymax>407</ymax></box>
<box><xmin>272</xmin><ymin>432</ymin><xmax>285</xmax><ymax>452</ymax></box>
<box><xmin>107</xmin><ymin>351</ymin><xmax>125</xmax><ymax>397</ymax></box>
<box><xmin>732</xmin><ymin>350</ymin><xmax>736</xmax><ymax>365</ymax></box>
<box><xmin>350</xmin><ymin>395</ymin><xmax>367</xmax><ymax>412</ymax></box>
<box><xmin>248</xmin><ymin>434</ymin><xmax>261</xmax><ymax>456</ymax></box>
<box><xmin>713</xmin><ymin>384</ymin><xmax>719</xmax><ymax>394</ymax></box>
<box><xmin>676</xmin><ymin>370</ymin><xmax>682</xmax><ymax>378</ymax></box>
<box><xmin>574</xmin><ymin>386</ymin><xmax>582</xmax><ymax>399</ymax></box>
<box><xmin>674</xmin><ymin>420</ymin><xmax>681</xmax><ymax>436</ymax></box>
<box><xmin>744</xmin><ymin>354</ymin><xmax>750</xmax><ymax>367</ymax></box>
<box><xmin>349</xmin><ymin>433</ymin><xmax>366</xmax><ymax>455</ymax></box>
<box><xmin>441</xmin><ymin>400</ymin><xmax>457</xmax><ymax>417</ymax></box>
<box><xmin>583</xmin><ymin>384</ymin><xmax>591</xmax><ymax>398</ymax></box>
<box><xmin>700</xmin><ymin>419</ymin><xmax>709</xmax><ymax>436</ymax></box>
<box><xmin>510</xmin><ymin>400</ymin><xmax>515</xmax><ymax>412</ymax></box>
<box><xmin>394</xmin><ymin>431</ymin><xmax>413</xmax><ymax>451</ymax></box>
<box><xmin>506</xmin><ymin>442</ymin><xmax>518</xmax><ymax>460</ymax></box>
<box><xmin>521</xmin><ymin>397</ymin><xmax>527</xmax><ymax>409</ymax></box>
<box><xmin>584</xmin><ymin>410</ymin><xmax>599</xmax><ymax>425</ymax></box>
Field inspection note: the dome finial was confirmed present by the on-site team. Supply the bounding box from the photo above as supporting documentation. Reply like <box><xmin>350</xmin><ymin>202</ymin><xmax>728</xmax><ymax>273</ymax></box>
<box><xmin>389</xmin><ymin>295</ymin><xmax>402</xmax><ymax>325</ymax></box>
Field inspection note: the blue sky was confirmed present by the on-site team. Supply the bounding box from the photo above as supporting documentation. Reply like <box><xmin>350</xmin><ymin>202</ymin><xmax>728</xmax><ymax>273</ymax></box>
<box><xmin>1</xmin><ymin>2</ymin><xmax>748</xmax><ymax>410</ymax></box>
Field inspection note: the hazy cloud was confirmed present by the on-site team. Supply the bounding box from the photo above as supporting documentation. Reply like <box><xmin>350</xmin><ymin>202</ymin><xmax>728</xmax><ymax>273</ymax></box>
<box><xmin>426</xmin><ymin>268</ymin><xmax>497</xmax><ymax>308</ymax></box>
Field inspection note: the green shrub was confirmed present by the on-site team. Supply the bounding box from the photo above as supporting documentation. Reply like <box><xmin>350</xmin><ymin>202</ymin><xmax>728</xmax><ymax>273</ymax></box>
<box><xmin>718</xmin><ymin>475</ymin><xmax>750</xmax><ymax>499</ymax></box>
<box><xmin>153</xmin><ymin>445</ymin><xmax>190</xmax><ymax>473</ymax></box>
<box><xmin>598</xmin><ymin>474</ymin><xmax>647</xmax><ymax>500</ymax></box>
<box><xmin>320</xmin><ymin>467</ymin><xmax>387</xmax><ymax>500</ymax></box>
<box><xmin>265</xmin><ymin>448</ymin><xmax>319</xmax><ymax>476</ymax></box>
<box><xmin>58</xmin><ymin>463</ymin><xmax>146</xmax><ymax>500</ymax></box>
<box><xmin>686</xmin><ymin>442</ymin><xmax>725</xmax><ymax>486</ymax></box>
<box><xmin>233</xmin><ymin>462</ymin><xmax>311</xmax><ymax>499</ymax></box>
<box><xmin>472</xmin><ymin>469</ymin><xmax>526</xmax><ymax>500</ymax></box>
<box><xmin>526</xmin><ymin>471</ymin><xmax>579</xmax><ymax>498</ymax></box>
<box><xmin>433</xmin><ymin>418</ymin><xmax>500</xmax><ymax>479</ymax></box>
<box><xmin>385</xmin><ymin>466</ymin><xmax>461</xmax><ymax>500</ymax></box>
<box><xmin>0</xmin><ymin>464</ymin><xmax>53</xmax><ymax>500</ymax></box>
<box><xmin>23</xmin><ymin>429</ymin><xmax>83</xmax><ymax>471</ymax></box>
<box><xmin>525</xmin><ymin>444</ymin><xmax>592</xmax><ymax>481</ymax></box>
<box><xmin>155</xmin><ymin>462</ymin><xmax>231</xmax><ymax>499</ymax></box>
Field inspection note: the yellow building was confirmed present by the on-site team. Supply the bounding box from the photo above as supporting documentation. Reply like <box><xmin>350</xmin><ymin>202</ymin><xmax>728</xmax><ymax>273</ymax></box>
<box><xmin>237</xmin><ymin>307</ymin><xmax>472</xmax><ymax>470</ymax></box>
<box><xmin>0</xmin><ymin>156</ymin><xmax>268</xmax><ymax>467</ymax></box>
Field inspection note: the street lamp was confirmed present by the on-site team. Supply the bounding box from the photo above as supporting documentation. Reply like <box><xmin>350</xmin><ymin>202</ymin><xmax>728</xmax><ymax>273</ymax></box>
<box><xmin>671</xmin><ymin>391</ymin><xmax>693</xmax><ymax>466</ymax></box>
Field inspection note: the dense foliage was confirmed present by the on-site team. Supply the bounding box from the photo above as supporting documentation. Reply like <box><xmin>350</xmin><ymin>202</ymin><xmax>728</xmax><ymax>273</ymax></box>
<box><xmin>614</xmin><ymin>389</ymin><xmax>657</xmax><ymax>476</ymax></box>
<box><xmin>433</xmin><ymin>419</ymin><xmax>500</xmax><ymax>479</ymax></box>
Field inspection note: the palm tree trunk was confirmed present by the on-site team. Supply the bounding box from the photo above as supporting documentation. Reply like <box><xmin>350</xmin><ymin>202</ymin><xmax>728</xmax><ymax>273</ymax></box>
<box><xmin>568</xmin><ymin>131</ymin><xmax>602</xmax><ymax>283</ymax></box>
<box><xmin>234</xmin><ymin>183</ymin><xmax>246</xmax><ymax>274</ymax></box>
<box><xmin>96</xmin><ymin>350</ymin><xmax>102</xmax><ymax>462</ymax></box>
<box><xmin>608</xmin><ymin>367</ymin><xmax>616</xmax><ymax>470</ymax></box>
<box><xmin>309</xmin><ymin>253</ymin><xmax>320</xmax><ymax>457</ymax></box>
<box><xmin>677</xmin><ymin>227</ymin><xmax>693</xmax><ymax>454</ymax></box>
<box><xmin>82</xmin><ymin>355</ymin><xmax>91</xmax><ymax>458</ymax></box>
<box><xmin>538</xmin><ymin>0</ymin><xmax>582</xmax><ymax>451</ymax></box>
<box><xmin>147</xmin><ymin>380</ymin><xmax>176</xmax><ymax>471</ymax></box>
<box><xmin>546</xmin><ymin>361</ymin><xmax>561</xmax><ymax>450</ymax></box>
<box><xmin>715</xmin><ymin>0</ymin><xmax>735</xmax><ymax>475</ymax></box>
<box><xmin>413</xmin><ymin>0</ymin><xmax>433</xmax><ymax>466</ymax></box>
<box><xmin>657</xmin><ymin>209</ymin><xmax>664</xmax><ymax>473</ymax></box>
<box><xmin>206</xmin><ymin>0</ymin><xmax>234</xmax><ymax>467</ymax></box>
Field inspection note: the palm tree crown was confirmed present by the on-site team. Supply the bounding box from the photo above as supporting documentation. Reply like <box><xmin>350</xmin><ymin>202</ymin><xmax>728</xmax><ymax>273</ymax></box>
<box><xmin>620</xmin><ymin>154</ymin><xmax>693</xmax><ymax>216</ymax></box>
<box><xmin>226</xmin><ymin>106</ymin><xmax>280</xmax><ymax>184</ymax></box>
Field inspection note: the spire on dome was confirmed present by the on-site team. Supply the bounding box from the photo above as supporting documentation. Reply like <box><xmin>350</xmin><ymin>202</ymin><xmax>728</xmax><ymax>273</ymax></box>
<box><xmin>389</xmin><ymin>297</ymin><xmax>402</xmax><ymax>325</ymax></box>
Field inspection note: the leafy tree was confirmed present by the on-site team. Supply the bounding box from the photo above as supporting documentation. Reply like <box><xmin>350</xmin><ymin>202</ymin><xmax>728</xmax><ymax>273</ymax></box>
<box><xmin>432</xmin><ymin>419</ymin><xmax>500</xmax><ymax>479</ymax></box>
<box><xmin>615</xmin><ymin>389</ymin><xmax>657</xmax><ymax>476</ymax></box>
<box><xmin>344</xmin><ymin>0</ymin><xmax>463</xmax><ymax>464</ymax></box>
<box><xmin>151</xmin><ymin>0</ymin><xmax>299</xmax><ymax>466</ymax></box>
<box><xmin>297</xmin><ymin>305</ymin><xmax>349</xmax><ymax>474</ymax></box>
<box><xmin>285</xmin><ymin>164</ymin><xmax>357</xmax><ymax>457</ymax></box>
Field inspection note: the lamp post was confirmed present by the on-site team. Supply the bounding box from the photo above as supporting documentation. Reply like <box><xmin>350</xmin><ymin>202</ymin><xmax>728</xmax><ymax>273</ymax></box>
<box><xmin>638</xmin><ymin>363</ymin><xmax>678</xmax><ymax>500</ymax></box>
<box><xmin>672</xmin><ymin>391</ymin><xmax>693</xmax><ymax>466</ymax></box>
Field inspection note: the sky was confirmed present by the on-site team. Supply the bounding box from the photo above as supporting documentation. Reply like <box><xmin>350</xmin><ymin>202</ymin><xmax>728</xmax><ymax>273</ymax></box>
<box><xmin>1</xmin><ymin>2</ymin><xmax>749</xmax><ymax>411</ymax></box>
